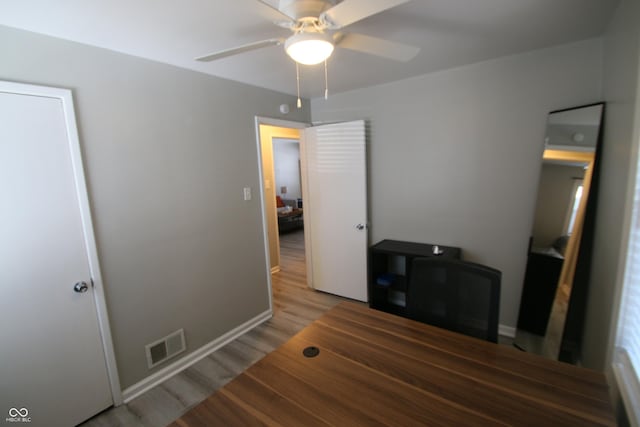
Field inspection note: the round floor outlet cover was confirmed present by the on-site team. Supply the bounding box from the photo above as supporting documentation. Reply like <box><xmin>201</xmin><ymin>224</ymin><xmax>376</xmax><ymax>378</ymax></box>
<box><xmin>303</xmin><ymin>346</ymin><xmax>320</xmax><ymax>358</ymax></box>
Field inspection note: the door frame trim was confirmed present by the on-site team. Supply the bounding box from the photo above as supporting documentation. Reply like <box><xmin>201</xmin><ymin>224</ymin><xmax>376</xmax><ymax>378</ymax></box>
<box><xmin>0</xmin><ymin>80</ymin><xmax>123</xmax><ymax>405</ymax></box>
<box><xmin>254</xmin><ymin>116</ymin><xmax>310</xmax><ymax>311</ymax></box>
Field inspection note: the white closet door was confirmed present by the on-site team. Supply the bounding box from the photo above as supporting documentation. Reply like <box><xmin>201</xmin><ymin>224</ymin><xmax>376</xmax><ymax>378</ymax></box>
<box><xmin>0</xmin><ymin>83</ymin><xmax>113</xmax><ymax>427</ymax></box>
<box><xmin>302</xmin><ymin>120</ymin><xmax>368</xmax><ymax>301</ymax></box>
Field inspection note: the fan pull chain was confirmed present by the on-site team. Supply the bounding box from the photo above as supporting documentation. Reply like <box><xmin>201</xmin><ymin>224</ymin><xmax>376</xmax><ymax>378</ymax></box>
<box><xmin>324</xmin><ymin>60</ymin><xmax>329</xmax><ymax>100</ymax></box>
<box><xmin>296</xmin><ymin>62</ymin><xmax>302</xmax><ymax>109</ymax></box>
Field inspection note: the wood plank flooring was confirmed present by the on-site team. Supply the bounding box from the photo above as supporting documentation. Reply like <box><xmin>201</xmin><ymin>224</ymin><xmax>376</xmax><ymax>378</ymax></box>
<box><xmin>81</xmin><ymin>230</ymin><xmax>347</xmax><ymax>427</ymax></box>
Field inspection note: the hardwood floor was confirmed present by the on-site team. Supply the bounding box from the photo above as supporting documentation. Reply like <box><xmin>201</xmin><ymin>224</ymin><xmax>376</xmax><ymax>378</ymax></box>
<box><xmin>82</xmin><ymin>229</ymin><xmax>347</xmax><ymax>427</ymax></box>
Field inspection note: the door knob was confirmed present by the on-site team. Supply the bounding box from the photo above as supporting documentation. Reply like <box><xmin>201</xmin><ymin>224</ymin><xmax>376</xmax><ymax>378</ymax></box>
<box><xmin>74</xmin><ymin>281</ymin><xmax>89</xmax><ymax>293</ymax></box>
<box><xmin>355</xmin><ymin>223</ymin><xmax>366</xmax><ymax>231</ymax></box>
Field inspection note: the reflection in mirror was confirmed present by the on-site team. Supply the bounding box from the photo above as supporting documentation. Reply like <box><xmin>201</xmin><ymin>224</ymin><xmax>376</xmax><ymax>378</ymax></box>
<box><xmin>514</xmin><ymin>103</ymin><xmax>604</xmax><ymax>362</ymax></box>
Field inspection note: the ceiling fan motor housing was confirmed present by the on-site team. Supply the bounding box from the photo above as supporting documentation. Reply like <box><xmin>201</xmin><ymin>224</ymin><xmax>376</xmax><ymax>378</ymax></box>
<box><xmin>278</xmin><ymin>0</ymin><xmax>340</xmax><ymax>21</ymax></box>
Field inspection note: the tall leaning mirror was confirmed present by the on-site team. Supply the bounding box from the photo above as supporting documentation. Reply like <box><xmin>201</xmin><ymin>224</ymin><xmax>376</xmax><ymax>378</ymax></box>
<box><xmin>514</xmin><ymin>103</ymin><xmax>605</xmax><ymax>363</ymax></box>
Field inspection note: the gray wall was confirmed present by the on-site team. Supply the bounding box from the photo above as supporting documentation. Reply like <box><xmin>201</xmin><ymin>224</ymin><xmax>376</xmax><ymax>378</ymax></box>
<box><xmin>0</xmin><ymin>25</ymin><xmax>310</xmax><ymax>389</ymax></box>
<box><xmin>273</xmin><ymin>139</ymin><xmax>302</xmax><ymax>200</ymax></box>
<box><xmin>582</xmin><ymin>0</ymin><xmax>640</xmax><ymax>372</ymax></box>
<box><xmin>311</xmin><ymin>39</ymin><xmax>603</xmax><ymax>328</ymax></box>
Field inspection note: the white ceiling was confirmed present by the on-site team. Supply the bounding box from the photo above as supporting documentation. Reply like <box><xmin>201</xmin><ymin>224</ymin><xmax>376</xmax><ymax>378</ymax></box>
<box><xmin>0</xmin><ymin>0</ymin><xmax>619</xmax><ymax>98</ymax></box>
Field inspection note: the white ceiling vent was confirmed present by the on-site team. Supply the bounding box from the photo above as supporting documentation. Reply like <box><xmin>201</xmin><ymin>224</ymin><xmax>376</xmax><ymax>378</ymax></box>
<box><xmin>145</xmin><ymin>329</ymin><xmax>186</xmax><ymax>369</ymax></box>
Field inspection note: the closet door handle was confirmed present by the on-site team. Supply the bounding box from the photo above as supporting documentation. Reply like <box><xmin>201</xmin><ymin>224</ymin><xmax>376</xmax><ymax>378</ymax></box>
<box><xmin>74</xmin><ymin>281</ymin><xmax>89</xmax><ymax>293</ymax></box>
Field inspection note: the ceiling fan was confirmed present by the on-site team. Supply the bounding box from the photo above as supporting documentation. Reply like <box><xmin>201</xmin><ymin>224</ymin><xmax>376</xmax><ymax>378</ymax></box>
<box><xmin>195</xmin><ymin>0</ymin><xmax>420</xmax><ymax>66</ymax></box>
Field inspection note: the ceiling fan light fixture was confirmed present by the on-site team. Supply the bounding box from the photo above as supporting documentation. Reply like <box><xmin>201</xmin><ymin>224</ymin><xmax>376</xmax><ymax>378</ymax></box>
<box><xmin>285</xmin><ymin>32</ymin><xmax>334</xmax><ymax>65</ymax></box>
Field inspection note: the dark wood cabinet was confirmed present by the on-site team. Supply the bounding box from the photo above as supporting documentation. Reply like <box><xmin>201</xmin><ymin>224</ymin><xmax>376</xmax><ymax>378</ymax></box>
<box><xmin>516</xmin><ymin>250</ymin><xmax>564</xmax><ymax>335</ymax></box>
<box><xmin>369</xmin><ymin>239</ymin><xmax>461</xmax><ymax>316</ymax></box>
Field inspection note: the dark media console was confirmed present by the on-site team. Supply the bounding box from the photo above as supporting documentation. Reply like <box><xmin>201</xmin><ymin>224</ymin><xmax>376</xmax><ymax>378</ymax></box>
<box><xmin>369</xmin><ymin>239</ymin><xmax>461</xmax><ymax>316</ymax></box>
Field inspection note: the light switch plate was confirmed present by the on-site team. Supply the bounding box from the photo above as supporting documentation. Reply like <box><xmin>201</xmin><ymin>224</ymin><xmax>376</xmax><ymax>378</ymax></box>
<box><xmin>243</xmin><ymin>187</ymin><xmax>252</xmax><ymax>201</ymax></box>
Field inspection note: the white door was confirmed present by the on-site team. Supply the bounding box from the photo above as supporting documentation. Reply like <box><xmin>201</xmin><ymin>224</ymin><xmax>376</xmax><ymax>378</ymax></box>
<box><xmin>302</xmin><ymin>120</ymin><xmax>368</xmax><ymax>301</ymax></box>
<box><xmin>0</xmin><ymin>83</ymin><xmax>114</xmax><ymax>427</ymax></box>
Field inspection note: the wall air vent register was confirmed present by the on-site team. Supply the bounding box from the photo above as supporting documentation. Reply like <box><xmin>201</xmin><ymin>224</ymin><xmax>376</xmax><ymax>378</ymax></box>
<box><xmin>145</xmin><ymin>328</ymin><xmax>186</xmax><ymax>369</ymax></box>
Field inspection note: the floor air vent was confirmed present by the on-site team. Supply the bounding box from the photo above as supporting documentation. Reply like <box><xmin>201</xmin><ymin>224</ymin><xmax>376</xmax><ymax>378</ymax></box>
<box><xmin>145</xmin><ymin>329</ymin><xmax>186</xmax><ymax>369</ymax></box>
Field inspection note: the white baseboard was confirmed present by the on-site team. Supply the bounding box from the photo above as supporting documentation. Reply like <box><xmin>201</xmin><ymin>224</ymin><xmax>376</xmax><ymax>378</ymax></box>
<box><xmin>499</xmin><ymin>324</ymin><xmax>516</xmax><ymax>338</ymax></box>
<box><xmin>121</xmin><ymin>309</ymin><xmax>273</xmax><ymax>403</ymax></box>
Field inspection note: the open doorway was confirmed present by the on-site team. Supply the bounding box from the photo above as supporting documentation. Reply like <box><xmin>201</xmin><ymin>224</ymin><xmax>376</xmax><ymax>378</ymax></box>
<box><xmin>271</xmin><ymin>136</ymin><xmax>307</xmax><ymax>308</ymax></box>
<box><xmin>255</xmin><ymin>117</ymin><xmax>316</xmax><ymax>315</ymax></box>
<box><xmin>273</xmin><ymin>137</ymin><xmax>304</xmax><ymax>234</ymax></box>
<box><xmin>257</xmin><ymin>123</ymin><xmax>303</xmax><ymax>274</ymax></box>
<box><xmin>256</xmin><ymin>117</ymin><xmax>369</xmax><ymax>309</ymax></box>
<box><xmin>255</xmin><ymin>117</ymin><xmax>352</xmax><ymax>326</ymax></box>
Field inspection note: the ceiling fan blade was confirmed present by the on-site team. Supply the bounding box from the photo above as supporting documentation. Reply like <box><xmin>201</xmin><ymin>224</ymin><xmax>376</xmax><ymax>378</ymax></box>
<box><xmin>256</xmin><ymin>0</ymin><xmax>297</xmax><ymax>20</ymax></box>
<box><xmin>274</xmin><ymin>19</ymin><xmax>297</xmax><ymax>29</ymax></box>
<box><xmin>335</xmin><ymin>32</ymin><xmax>419</xmax><ymax>62</ymax></box>
<box><xmin>195</xmin><ymin>38</ymin><xmax>284</xmax><ymax>62</ymax></box>
<box><xmin>322</xmin><ymin>0</ymin><xmax>411</xmax><ymax>28</ymax></box>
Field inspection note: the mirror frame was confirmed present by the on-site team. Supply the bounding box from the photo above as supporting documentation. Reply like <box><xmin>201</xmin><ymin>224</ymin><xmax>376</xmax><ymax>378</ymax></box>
<box><xmin>515</xmin><ymin>102</ymin><xmax>605</xmax><ymax>363</ymax></box>
<box><xmin>559</xmin><ymin>102</ymin><xmax>605</xmax><ymax>364</ymax></box>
